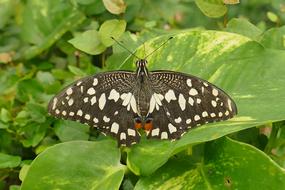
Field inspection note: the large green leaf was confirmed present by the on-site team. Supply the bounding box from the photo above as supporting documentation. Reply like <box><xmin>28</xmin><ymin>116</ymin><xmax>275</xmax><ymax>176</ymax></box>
<box><xmin>21</xmin><ymin>140</ymin><xmax>125</xmax><ymax>190</ymax></box>
<box><xmin>18</xmin><ymin>0</ymin><xmax>85</xmax><ymax>60</ymax></box>
<box><xmin>54</xmin><ymin>120</ymin><xmax>90</xmax><ymax>142</ymax></box>
<box><xmin>134</xmin><ymin>137</ymin><xmax>285</xmax><ymax>189</ymax></box>
<box><xmin>124</xmin><ymin>30</ymin><xmax>285</xmax><ymax>175</ymax></box>
<box><xmin>195</xmin><ymin>0</ymin><xmax>227</xmax><ymax>18</ymax></box>
<box><xmin>69</xmin><ymin>30</ymin><xmax>106</xmax><ymax>55</ymax></box>
<box><xmin>0</xmin><ymin>153</ymin><xmax>21</xmax><ymax>169</ymax></box>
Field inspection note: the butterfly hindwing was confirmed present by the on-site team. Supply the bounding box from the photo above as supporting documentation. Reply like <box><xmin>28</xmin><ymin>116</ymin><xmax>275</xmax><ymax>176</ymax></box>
<box><xmin>48</xmin><ymin>71</ymin><xmax>141</xmax><ymax>146</ymax></box>
<box><xmin>146</xmin><ymin>71</ymin><xmax>237</xmax><ymax>140</ymax></box>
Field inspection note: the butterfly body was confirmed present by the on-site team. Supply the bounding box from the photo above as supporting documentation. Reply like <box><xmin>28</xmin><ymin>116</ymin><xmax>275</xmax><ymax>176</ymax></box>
<box><xmin>48</xmin><ymin>59</ymin><xmax>237</xmax><ymax>146</ymax></box>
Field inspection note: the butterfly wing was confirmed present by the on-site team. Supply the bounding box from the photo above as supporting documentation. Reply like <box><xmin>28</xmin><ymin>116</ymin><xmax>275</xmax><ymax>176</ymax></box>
<box><xmin>48</xmin><ymin>71</ymin><xmax>140</xmax><ymax>146</ymax></box>
<box><xmin>147</xmin><ymin>71</ymin><xmax>237</xmax><ymax>140</ymax></box>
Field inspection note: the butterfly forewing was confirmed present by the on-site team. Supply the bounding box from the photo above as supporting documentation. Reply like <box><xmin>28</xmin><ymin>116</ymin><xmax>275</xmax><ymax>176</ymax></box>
<box><xmin>48</xmin><ymin>71</ymin><xmax>141</xmax><ymax>146</ymax></box>
<box><xmin>146</xmin><ymin>71</ymin><xmax>237</xmax><ymax>140</ymax></box>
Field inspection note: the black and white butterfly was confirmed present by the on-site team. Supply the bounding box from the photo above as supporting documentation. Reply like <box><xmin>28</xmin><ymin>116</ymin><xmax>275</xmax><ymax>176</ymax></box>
<box><xmin>48</xmin><ymin>57</ymin><xmax>237</xmax><ymax>146</ymax></box>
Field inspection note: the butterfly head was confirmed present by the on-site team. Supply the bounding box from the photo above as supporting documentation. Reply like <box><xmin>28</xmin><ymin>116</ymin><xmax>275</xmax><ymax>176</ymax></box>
<box><xmin>136</xmin><ymin>59</ymin><xmax>149</xmax><ymax>79</ymax></box>
<box><xmin>136</xmin><ymin>59</ymin><xmax>147</xmax><ymax>68</ymax></box>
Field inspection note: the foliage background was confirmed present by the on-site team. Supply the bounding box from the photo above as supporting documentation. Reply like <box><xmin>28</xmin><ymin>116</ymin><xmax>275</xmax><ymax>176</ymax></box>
<box><xmin>1</xmin><ymin>0</ymin><xmax>285</xmax><ymax>189</ymax></box>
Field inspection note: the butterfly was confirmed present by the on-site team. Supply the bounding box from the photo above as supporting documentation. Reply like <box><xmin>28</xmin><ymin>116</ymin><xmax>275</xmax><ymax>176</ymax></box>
<box><xmin>48</xmin><ymin>37</ymin><xmax>237</xmax><ymax>146</ymax></box>
<box><xmin>48</xmin><ymin>62</ymin><xmax>237</xmax><ymax>147</ymax></box>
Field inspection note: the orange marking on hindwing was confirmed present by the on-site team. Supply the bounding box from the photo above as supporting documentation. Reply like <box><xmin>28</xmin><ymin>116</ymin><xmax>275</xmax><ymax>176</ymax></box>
<box><xmin>135</xmin><ymin>122</ymin><xmax>142</xmax><ymax>129</ymax></box>
<box><xmin>144</xmin><ymin>122</ymin><xmax>153</xmax><ymax>131</ymax></box>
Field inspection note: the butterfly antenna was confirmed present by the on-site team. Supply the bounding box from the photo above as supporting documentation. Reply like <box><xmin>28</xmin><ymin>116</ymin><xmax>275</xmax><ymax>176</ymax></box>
<box><xmin>144</xmin><ymin>36</ymin><xmax>173</xmax><ymax>59</ymax></box>
<box><xmin>111</xmin><ymin>37</ymin><xmax>141</xmax><ymax>60</ymax></box>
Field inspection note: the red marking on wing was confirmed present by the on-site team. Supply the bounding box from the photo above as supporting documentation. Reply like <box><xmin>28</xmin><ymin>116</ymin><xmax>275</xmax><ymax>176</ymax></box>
<box><xmin>135</xmin><ymin>122</ymin><xmax>142</xmax><ymax>129</ymax></box>
<box><xmin>144</xmin><ymin>122</ymin><xmax>153</xmax><ymax>131</ymax></box>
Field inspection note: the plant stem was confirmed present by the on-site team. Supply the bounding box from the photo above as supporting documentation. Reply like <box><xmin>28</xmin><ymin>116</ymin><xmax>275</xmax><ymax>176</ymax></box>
<box><xmin>264</xmin><ymin>122</ymin><xmax>282</xmax><ymax>154</ymax></box>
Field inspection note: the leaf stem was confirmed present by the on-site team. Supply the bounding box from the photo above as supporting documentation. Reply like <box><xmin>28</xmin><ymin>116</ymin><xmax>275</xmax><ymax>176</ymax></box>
<box><xmin>264</xmin><ymin>122</ymin><xmax>282</xmax><ymax>154</ymax></box>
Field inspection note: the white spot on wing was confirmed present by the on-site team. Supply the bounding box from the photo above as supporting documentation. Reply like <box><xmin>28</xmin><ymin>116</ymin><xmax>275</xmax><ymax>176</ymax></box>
<box><xmin>211</xmin><ymin>100</ymin><xmax>217</xmax><ymax>107</ymax></box>
<box><xmin>149</xmin><ymin>93</ymin><xmax>164</xmax><ymax>113</ymax></box>
<box><xmin>168</xmin><ymin>123</ymin><xmax>177</xmax><ymax>134</ymax></box>
<box><xmin>151</xmin><ymin>128</ymin><xmax>159</xmax><ymax>136</ymax></box>
<box><xmin>148</xmin><ymin>95</ymin><xmax>156</xmax><ymax>114</ymax></box>
<box><xmin>194</xmin><ymin>115</ymin><xmax>200</xmax><ymax>121</ymax></box>
<box><xmin>188</xmin><ymin>97</ymin><xmax>194</xmax><ymax>106</ymax></box>
<box><xmin>66</xmin><ymin>88</ymin><xmax>73</xmax><ymax>95</ymax></box>
<box><xmin>108</xmin><ymin>89</ymin><xmax>120</xmax><ymax>102</ymax></box>
<box><xmin>225</xmin><ymin>110</ymin><xmax>229</xmax><ymax>116</ymax></box>
<box><xmin>212</xmin><ymin>89</ymin><xmax>218</xmax><ymax>96</ymax></box>
<box><xmin>228</xmin><ymin>99</ymin><xmax>233</xmax><ymax>111</ymax></box>
<box><xmin>99</xmin><ymin>93</ymin><xmax>106</xmax><ymax>110</ymax></box>
<box><xmin>189</xmin><ymin>88</ymin><xmax>198</xmax><ymax>96</ymax></box>
<box><xmin>55</xmin><ymin>109</ymin><xmax>60</xmax><ymax>114</ymax></box>
<box><xmin>174</xmin><ymin>117</ymin><xmax>182</xmax><ymax>123</ymax></box>
<box><xmin>68</xmin><ymin>98</ymin><xmax>74</xmax><ymax>106</ymax></box>
<box><xmin>202</xmin><ymin>111</ymin><xmax>208</xmax><ymax>117</ymax></box>
<box><xmin>165</xmin><ymin>90</ymin><xmax>176</xmax><ymax>103</ymax></box>
<box><xmin>103</xmin><ymin>116</ymin><xmax>110</xmax><ymax>122</ymax></box>
<box><xmin>90</xmin><ymin>96</ymin><xmax>96</xmax><ymax>105</ymax></box>
<box><xmin>161</xmin><ymin>132</ymin><xmax>168</xmax><ymax>139</ymax></box>
<box><xmin>62</xmin><ymin>111</ymin><xmax>66</xmax><ymax>116</ymax></box>
<box><xmin>111</xmin><ymin>122</ymin><xmax>119</xmax><ymax>134</ymax></box>
<box><xmin>120</xmin><ymin>132</ymin><xmax>126</xmax><ymax>140</ymax></box>
<box><xmin>77</xmin><ymin>110</ymin><xmax>83</xmax><ymax>116</ymax></box>
<box><xmin>87</xmin><ymin>87</ymin><xmax>96</xmax><ymax>95</ymax></box>
<box><xmin>122</xmin><ymin>92</ymin><xmax>132</xmax><ymax>106</ymax></box>
<box><xmin>218</xmin><ymin>112</ymin><xmax>223</xmax><ymax>117</ymax></box>
<box><xmin>93</xmin><ymin>117</ymin><xmax>98</xmax><ymax>123</ymax></box>
<box><xmin>178</xmin><ymin>94</ymin><xmax>186</xmax><ymax>111</ymax></box>
<box><xmin>128</xmin><ymin>129</ymin><xmax>136</xmax><ymax>136</ymax></box>
<box><xmin>210</xmin><ymin>113</ymin><xmax>216</xmax><ymax>117</ymax></box>
<box><xmin>52</xmin><ymin>98</ymin><xmax>58</xmax><ymax>110</ymax></box>
<box><xmin>76</xmin><ymin>81</ymin><xmax>82</xmax><ymax>86</ymax></box>
<box><xmin>85</xmin><ymin>114</ymin><xmax>91</xmax><ymax>120</ymax></box>
<box><xmin>186</xmin><ymin>119</ymin><xmax>191</xmax><ymax>124</ymax></box>
<box><xmin>187</xmin><ymin>79</ymin><xmax>192</xmax><ymax>87</ymax></box>
<box><xmin>93</xmin><ymin>78</ymin><xmax>98</xmax><ymax>86</ymax></box>
<box><xmin>69</xmin><ymin>112</ymin><xmax>74</xmax><ymax>116</ymax></box>
<box><xmin>84</xmin><ymin>97</ymin><xmax>89</xmax><ymax>103</ymax></box>
<box><xmin>196</xmin><ymin>98</ymin><xmax>201</xmax><ymax>104</ymax></box>
<box><xmin>130</xmin><ymin>95</ymin><xmax>137</xmax><ymax>113</ymax></box>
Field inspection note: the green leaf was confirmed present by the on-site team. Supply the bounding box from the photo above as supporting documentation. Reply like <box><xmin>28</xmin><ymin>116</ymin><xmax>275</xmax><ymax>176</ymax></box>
<box><xmin>134</xmin><ymin>138</ymin><xmax>285</xmax><ymax>189</ymax></box>
<box><xmin>8</xmin><ymin>185</ymin><xmax>20</xmax><ymax>190</ymax></box>
<box><xmin>36</xmin><ymin>71</ymin><xmax>55</xmax><ymax>85</ymax></box>
<box><xmin>54</xmin><ymin>120</ymin><xmax>90</xmax><ymax>142</ymax></box>
<box><xmin>0</xmin><ymin>108</ymin><xmax>12</xmax><ymax>123</ymax></box>
<box><xmin>25</xmin><ymin>103</ymin><xmax>47</xmax><ymax>123</ymax></box>
<box><xmin>267</xmin><ymin>11</ymin><xmax>279</xmax><ymax>23</ymax></box>
<box><xmin>0</xmin><ymin>153</ymin><xmax>21</xmax><ymax>169</ymax></box>
<box><xmin>226</xmin><ymin>18</ymin><xmax>263</xmax><ymax>40</ymax></box>
<box><xmin>195</xmin><ymin>0</ymin><xmax>227</xmax><ymax>18</ymax></box>
<box><xmin>126</xmin><ymin>30</ymin><xmax>285</xmax><ymax>175</ymax></box>
<box><xmin>16</xmin><ymin>79</ymin><xmax>44</xmax><ymax>102</ymax></box>
<box><xmin>20</xmin><ymin>122</ymin><xmax>48</xmax><ymax>147</ymax></box>
<box><xmin>19</xmin><ymin>165</ymin><xmax>30</xmax><ymax>182</ymax></box>
<box><xmin>67</xmin><ymin>65</ymin><xmax>87</xmax><ymax>77</ymax></box>
<box><xmin>223</xmin><ymin>0</ymin><xmax>240</xmax><ymax>4</ymax></box>
<box><xmin>75</xmin><ymin>0</ymin><xmax>96</xmax><ymax>5</ymax></box>
<box><xmin>19</xmin><ymin>1</ymin><xmax>85</xmax><ymax>60</ymax></box>
<box><xmin>21</xmin><ymin>140</ymin><xmax>125</xmax><ymax>190</ymax></box>
<box><xmin>0</xmin><ymin>0</ymin><xmax>13</xmax><ymax>28</ymax></box>
<box><xmin>260</xmin><ymin>26</ymin><xmax>285</xmax><ymax>50</ymax></box>
<box><xmin>69</xmin><ymin>30</ymin><xmax>107</xmax><ymax>55</ymax></box>
<box><xmin>99</xmin><ymin>19</ymin><xmax>127</xmax><ymax>46</ymax></box>
<box><xmin>102</xmin><ymin>0</ymin><xmax>126</xmax><ymax>15</ymax></box>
